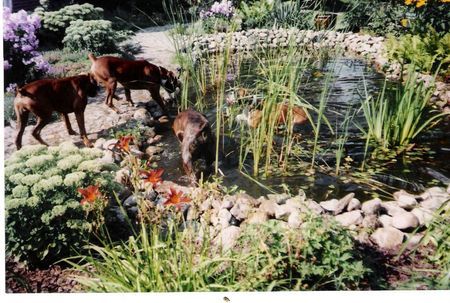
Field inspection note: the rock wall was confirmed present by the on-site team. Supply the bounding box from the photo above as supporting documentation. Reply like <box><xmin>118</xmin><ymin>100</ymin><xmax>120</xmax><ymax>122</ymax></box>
<box><xmin>183</xmin><ymin>28</ymin><xmax>450</xmax><ymax>110</ymax></box>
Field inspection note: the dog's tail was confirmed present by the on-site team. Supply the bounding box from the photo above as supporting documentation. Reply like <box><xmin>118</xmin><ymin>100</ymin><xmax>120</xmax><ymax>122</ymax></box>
<box><xmin>88</xmin><ymin>53</ymin><xmax>97</xmax><ymax>63</ymax></box>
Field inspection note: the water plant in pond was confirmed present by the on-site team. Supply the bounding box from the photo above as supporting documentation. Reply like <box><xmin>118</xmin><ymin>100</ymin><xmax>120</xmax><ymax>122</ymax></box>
<box><xmin>360</xmin><ymin>68</ymin><xmax>448</xmax><ymax>155</ymax></box>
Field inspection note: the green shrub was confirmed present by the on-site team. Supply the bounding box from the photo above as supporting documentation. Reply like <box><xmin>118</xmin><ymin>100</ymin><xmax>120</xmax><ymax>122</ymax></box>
<box><xmin>239</xmin><ymin>0</ymin><xmax>273</xmax><ymax>29</ymax></box>
<box><xmin>62</xmin><ymin>19</ymin><xmax>131</xmax><ymax>53</ymax></box>
<box><xmin>386</xmin><ymin>29</ymin><xmax>450</xmax><ymax>76</ymax></box>
<box><xmin>5</xmin><ymin>142</ymin><xmax>121</xmax><ymax>268</ymax></box>
<box><xmin>232</xmin><ymin>218</ymin><xmax>368</xmax><ymax>290</ymax></box>
<box><xmin>35</xmin><ymin>3</ymin><xmax>104</xmax><ymax>45</ymax></box>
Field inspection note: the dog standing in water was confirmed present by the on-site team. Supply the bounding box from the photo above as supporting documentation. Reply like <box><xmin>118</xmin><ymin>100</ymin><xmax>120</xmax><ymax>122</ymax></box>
<box><xmin>172</xmin><ymin>109</ymin><xmax>216</xmax><ymax>182</ymax></box>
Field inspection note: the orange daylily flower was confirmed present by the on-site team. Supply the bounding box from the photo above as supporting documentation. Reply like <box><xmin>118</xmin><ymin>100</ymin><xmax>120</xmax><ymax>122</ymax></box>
<box><xmin>114</xmin><ymin>135</ymin><xmax>134</xmax><ymax>153</ymax></box>
<box><xmin>140</xmin><ymin>168</ymin><xmax>164</xmax><ymax>186</ymax></box>
<box><xmin>77</xmin><ymin>185</ymin><xmax>101</xmax><ymax>205</ymax></box>
<box><xmin>164</xmin><ymin>187</ymin><xmax>191</xmax><ymax>208</ymax></box>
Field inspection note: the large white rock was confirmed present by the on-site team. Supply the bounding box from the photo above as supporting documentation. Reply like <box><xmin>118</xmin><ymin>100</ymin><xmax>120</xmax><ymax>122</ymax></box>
<box><xmin>392</xmin><ymin>212</ymin><xmax>419</xmax><ymax>231</ymax></box>
<box><xmin>218</xmin><ymin>208</ymin><xmax>232</xmax><ymax>229</ymax></box>
<box><xmin>347</xmin><ymin>198</ymin><xmax>361</xmax><ymax>211</ymax></box>
<box><xmin>320</xmin><ymin>196</ymin><xmax>350</xmax><ymax>215</ymax></box>
<box><xmin>230</xmin><ymin>202</ymin><xmax>252</xmax><ymax>220</ymax></box>
<box><xmin>394</xmin><ymin>190</ymin><xmax>418</xmax><ymax>210</ymax></box>
<box><xmin>411</xmin><ymin>207</ymin><xmax>434</xmax><ymax>226</ymax></box>
<box><xmin>361</xmin><ymin>198</ymin><xmax>382</xmax><ymax>215</ymax></box>
<box><xmin>334</xmin><ymin>210</ymin><xmax>363</xmax><ymax>227</ymax></box>
<box><xmin>370</xmin><ymin>227</ymin><xmax>404</xmax><ymax>250</ymax></box>
<box><xmin>259</xmin><ymin>199</ymin><xmax>278</xmax><ymax>217</ymax></box>
<box><xmin>220</xmin><ymin>226</ymin><xmax>241</xmax><ymax>251</ymax></box>
<box><xmin>275</xmin><ymin>204</ymin><xmax>296</xmax><ymax>221</ymax></box>
<box><xmin>287</xmin><ymin>211</ymin><xmax>302</xmax><ymax>228</ymax></box>
<box><xmin>379</xmin><ymin>215</ymin><xmax>393</xmax><ymax>228</ymax></box>
<box><xmin>382</xmin><ymin>201</ymin><xmax>407</xmax><ymax>216</ymax></box>
<box><xmin>247</xmin><ymin>211</ymin><xmax>269</xmax><ymax>225</ymax></box>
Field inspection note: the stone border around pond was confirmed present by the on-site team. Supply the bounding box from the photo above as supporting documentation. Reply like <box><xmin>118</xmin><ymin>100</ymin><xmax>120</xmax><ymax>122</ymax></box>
<box><xmin>183</xmin><ymin>28</ymin><xmax>449</xmax><ymax>110</ymax></box>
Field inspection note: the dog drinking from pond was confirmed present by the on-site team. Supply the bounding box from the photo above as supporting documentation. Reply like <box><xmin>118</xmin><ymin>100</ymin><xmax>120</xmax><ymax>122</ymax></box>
<box><xmin>13</xmin><ymin>74</ymin><xmax>98</xmax><ymax>150</ymax></box>
<box><xmin>172</xmin><ymin>109</ymin><xmax>216</xmax><ymax>182</ymax></box>
<box><xmin>88</xmin><ymin>54</ymin><xmax>181</xmax><ymax>114</ymax></box>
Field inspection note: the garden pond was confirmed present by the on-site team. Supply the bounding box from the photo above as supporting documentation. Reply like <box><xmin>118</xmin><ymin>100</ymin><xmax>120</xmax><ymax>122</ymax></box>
<box><xmin>158</xmin><ymin>57</ymin><xmax>450</xmax><ymax>201</ymax></box>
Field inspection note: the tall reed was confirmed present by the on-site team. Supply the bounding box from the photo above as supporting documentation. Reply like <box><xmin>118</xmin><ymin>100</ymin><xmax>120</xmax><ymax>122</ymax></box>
<box><xmin>360</xmin><ymin>68</ymin><xmax>448</xmax><ymax>154</ymax></box>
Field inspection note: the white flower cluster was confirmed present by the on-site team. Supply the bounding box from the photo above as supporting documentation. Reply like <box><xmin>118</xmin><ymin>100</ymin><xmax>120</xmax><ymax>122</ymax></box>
<box><xmin>15</xmin><ymin>144</ymin><xmax>47</xmax><ymax>158</ymax></box>
<box><xmin>63</xmin><ymin>171</ymin><xmax>87</xmax><ymax>187</ymax></box>
<box><xmin>58</xmin><ymin>141</ymin><xmax>79</xmax><ymax>157</ymax></box>
<box><xmin>21</xmin><ymin>174</ymin><xmax>43</xmax><ymax>186</ymax></box>
<box><xmin>9</xmin><ymin>173</ymin><xmax>25</xmax><ymax>185</ymax></box>
<box><xmin>57</xmin><ymin>154</ymin><xmax>84</xmax><ymax>170</ymax></box>
<box><xmin>25</xmin><ymin>154</ymin><xmax>54</xmax><ymax>170</ymax></box>
<box><xmin>32</xmin><ymin>175</ymin><xmax>63</xmax><ymax>195</ymax></box>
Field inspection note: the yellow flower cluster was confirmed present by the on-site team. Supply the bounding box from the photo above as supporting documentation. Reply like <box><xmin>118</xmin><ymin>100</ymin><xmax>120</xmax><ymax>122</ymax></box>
<box><xmin>405</xmin><ymin>0</ymin><xmax>450</xmax><ymax>6</ymax></box>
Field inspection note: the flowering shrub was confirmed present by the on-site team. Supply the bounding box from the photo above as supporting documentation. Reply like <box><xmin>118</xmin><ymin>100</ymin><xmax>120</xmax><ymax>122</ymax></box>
<box><xmin>62</xmin><ymin>19</ymin><xmax>131</xmax><ymax>53</ymax></box>
<box><xmin>403</xmin><ymin>0</ymin><xmax>450</xmax><ymax>34</ymax></box>
<box><xmin>199</xmin><ymin>1</ymin><xmax>237</xmax><ymax>33</ymax></box>
<box><xmin>3</xmin><ymin>8</ymin><xmax>49</xmax><ymax>90</ymax></box>
<box><xmin>5</xmin><ymin>142</ymin><xmax>121</xmax><ymax>268</ymax></box>
<box><xmin>35</xmin><ymin>3</ymin><xmax>104</xmax><ymax>45</ymax></box>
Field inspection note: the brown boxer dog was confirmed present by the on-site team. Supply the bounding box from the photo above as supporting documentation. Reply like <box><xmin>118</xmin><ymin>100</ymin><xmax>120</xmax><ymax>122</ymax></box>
<box><xmin>14</xmin><ymin>74</ymin><xmax>98</xmax><ymax>149</ymax></box>
<box><xmin>172</xmin><ymin>109</ymin><xmax>215</xmax><ymax>181</ymax></box>
<box><xmin>88</xmin><ymin>54</ymin><xmax>181</xmax><ymax>114</ymax></box>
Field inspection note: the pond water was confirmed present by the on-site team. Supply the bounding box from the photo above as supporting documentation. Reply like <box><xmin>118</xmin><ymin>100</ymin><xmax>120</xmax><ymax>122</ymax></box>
<box><xmin>159</xmin><ymin>57</ymin><xmax>450</xmax><ymax>201</ymax></box>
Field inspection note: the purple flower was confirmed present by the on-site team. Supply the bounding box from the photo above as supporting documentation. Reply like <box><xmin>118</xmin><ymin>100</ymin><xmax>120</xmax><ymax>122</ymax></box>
<box><xmin>6</xmin><ymin>83</ymin><xmax>18</xmax><ymax>93</ymax></box>
<box><xmin>4</xmin><ymin>60</ymin><xmax>12</xmax><ymax>70</ymax></box>
<box><xmin>200</xmin><ymin>0</ymin><xmax>234</xmax><ymax>20</ymax></box>
<box><xmin>3</xmin><ymin>7</ymin><xmax>49</xmax><ymax>86</ymax></box>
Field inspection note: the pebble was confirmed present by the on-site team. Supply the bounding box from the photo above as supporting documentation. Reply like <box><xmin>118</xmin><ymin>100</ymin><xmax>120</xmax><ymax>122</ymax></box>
<box><xmin>394</xmin><ymin>190</ymin><xmax>418</xmax><ymax>210</ymax></box>
<box><xmin>382</xmin><ymin>201</ymin><xmax>407</xmax><ymax>216</ymax></box>
<box><xmin>217</xmin><ymin>209</ymin><xmax>232</xmax><ymax>229</ymax></box>
<box><xmin>362</xmin><ymin>214</ymin><xmax>379</xmax><ymax>229</ymax></box>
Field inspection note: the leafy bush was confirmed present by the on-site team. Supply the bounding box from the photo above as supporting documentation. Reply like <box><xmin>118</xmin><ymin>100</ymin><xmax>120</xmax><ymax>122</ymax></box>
<box><xmin>239</xmin><ymin>0</ymin><xmax>273</xmax><ymax>29</ymax></box>
<box><xmin>386</xmin><ymin>29</ymin><xmax>450</xmax><ymax>76</ymax></box>
<box><xmin>62</xmin><ymin>19</ymin><xmax>131</xmax><ymax>53</ymax></box>
<box><xmin>403</xmin><ymin>0</ymin><xmax>450</xmax><ymax>34</ymax></box>
<box><xmin>343</xmin><ymin>0</ymin><xmax>409</xmax><ymax>35</ymax></box>
<box><xmin>232</xmin><ymin>218</ymin><xmax>368</xmax><ymax>290</ymax></box>
<box><xmin>3</xmin><ymin>8</ymin><xmax>50</xmax><ymax>91</ymax></box>
<box><xmin>5</xmin><ymin>142</ymin><xmax>121</xmax><ymax>268</ymax></box>
<box><xmin>35</xmin><ymin>3</ymin><xmax>104</xmax><ymax>45</ymax></box>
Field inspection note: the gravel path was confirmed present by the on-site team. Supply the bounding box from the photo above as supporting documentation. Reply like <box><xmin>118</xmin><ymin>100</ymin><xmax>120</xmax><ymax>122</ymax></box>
<box><xmin>4</xmin><ymin>26</ymin><xmax>177</xmax><ymax>158</ymax></box>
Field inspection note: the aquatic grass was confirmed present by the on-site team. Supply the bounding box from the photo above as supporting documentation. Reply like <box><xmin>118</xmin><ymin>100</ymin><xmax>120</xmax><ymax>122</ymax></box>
<box><xmin>360</xmin><ymin>68</ymin><xmax>448</xmax><ymax>155</ymax></box>
<box><xmin>334</xmin><ymin>109</ymin><xmax>355</xmax><ymax>176</ymax></box>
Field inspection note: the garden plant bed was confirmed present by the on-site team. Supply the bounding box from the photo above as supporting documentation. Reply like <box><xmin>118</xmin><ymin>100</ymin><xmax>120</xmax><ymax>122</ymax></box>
<box><xmin>3</xmin><ymin>0</ymin><xmax>450</xmax><ymax>294</ymax></box>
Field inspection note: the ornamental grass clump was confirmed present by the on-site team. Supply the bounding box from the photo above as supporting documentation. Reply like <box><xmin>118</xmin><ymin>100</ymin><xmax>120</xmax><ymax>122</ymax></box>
<box><xmin>360</xmin><ymin>68</ymin><xmax>448</xmax><ymax>154</ymax></box>
<box><xmin>5</xmin><ymin>142</ymin><xmax>121</xmax><ymax>268</ymax></box>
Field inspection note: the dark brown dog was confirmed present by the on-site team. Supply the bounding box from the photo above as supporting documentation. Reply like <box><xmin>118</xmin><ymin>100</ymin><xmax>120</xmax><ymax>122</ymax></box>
<box><xmin>88</xmin><ymin>54</ymin><xmax>181</xmax><ymax>113</ymax></box>
<box><xmin>172</xmin><ymin>109</ymin><xmax>215</xmax><ymax>181</ymax></box>
<box><xmin>14</xmin><ymin>74</ymin><xmax>98</xmax><ymax>150</ymax></box>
